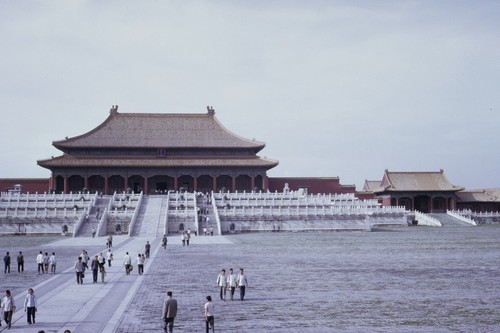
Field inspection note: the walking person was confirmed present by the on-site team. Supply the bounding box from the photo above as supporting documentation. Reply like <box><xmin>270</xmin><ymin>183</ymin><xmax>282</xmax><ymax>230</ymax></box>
<box><xmin>91</xmin><ymin>255</ymin><xmax>99</xmax><ymax>283</ymax></box>
<box><xmin>216</xmin><ymin>269</ymin><xmax>227</xmax><ymax>301</ymax></box>
<box><xmin>145</xmin><ymin>241</ymin><xmax>151</xmax><ymax>258</ymax></box>
<box><xmin>17</xmin><ymin>251</ymin><xmax>24</xmax><ymax>273</ymax></box>
<box><xmin>24</xmin><ymin>288</ymin><xmax>37</xmax><ymax>325</ymax></box>
<box><xmin>106</xmin><ymin>249</ymin><xmax>113</xmax><ymax>267</ymax></box>
<box><xmin>162</xmin><ymin>291</ymin><xmax>177</xmax><ymax>333</ymax></box>
<box><xmin>237</xmin><ymin>268</ymin><xmax>249</xmax><ymax>301</ymax></box>
<box><xmin>3</xmin><ymin>252</ymin><xmax>10</xmax><ymax>274</ymax></box>
<box><xmin>49</xmin><ymin>252</ymin><xmax>57</xmax><ymax>274</ymax></box>
<box><xmin>162</xmin><ymin>234</ymin><xmax>168</xmax><ymax>249</ymax></box>
<box><xmin>1</xmin><ymin>290</ymin><xmax>16</xmax><ymax>329</ymax></box>
<box><xmin>186</xmin><ymin>231</ymin><xmax>190</xmax><ymax>246</ymax></box>
<box><xmin>36</xmin><ymin>251</ymin><xmax>44</xmax><ymax>274</ymax></box>
<box><xmin>137</xmin><ymin>254</ymin><xmax>144</xmax><ymax>275</ymax></box>
<box><xmin>123</xmin><ymin>252</ymin><xmax>132</xmax><ymax>275</ymax></box>
<box><xmin>75</xmin><ymin>257</ymin><xmax>84</xmax><ymax>284</ymax></box>
<box><xmin>227</xmin><ymin>268</ymin><xmax>237</xmax><ymax>301</ymax></box>
<box><xmin>91</xmin><ymin>226</ymin><xmax>96</xmax><ymax>238</ymax></box>
<box><xmin>43</xmin><ymin>252</ymin><xmax>49</xmax><ymax>274</ymax></box>
<box><xmin>100</xmin><ymin>265</ymin><xmax>107</xmax><ymax>283</ymax></box>
<box><xmin>181</xmin><ymin>232</ymin><xmax>185</xmax><ymax>246</ymax></box>
<box><xmin>107</xmin><ymin>234</ymin><xmax>113</xmax><ymax>248</ymax></box>
<box><xmin>98</xmin><ymin>252</ymin><xmax>105</xmax><ymax>270</ymax></box>
<box><xmin>204</xmin><ymin>295</ymin><xmax>215</xmax><ymax>333</ymax></box>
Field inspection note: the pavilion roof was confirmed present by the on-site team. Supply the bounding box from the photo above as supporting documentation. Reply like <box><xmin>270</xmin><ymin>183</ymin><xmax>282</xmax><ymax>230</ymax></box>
<box><xmin>456</xmin><ymin>188</ymin><xmax>500</xmax><ymax>203</ymax></box>
<box><xmin>362</xmin><ymin>180</ymin><xmax>382</xmax><ymax>192</ymax></box>
<box><xmin>53</xmin><ymin>108</ymin><xmax>266</xmax><ymax>150</ymax></box>
<box><xmin>374</xmin><ymin>170</ymin><xmax>464</xmax><ymax>193</ymax></box>
<box><xmin>38</xmin><ymin>154</ymin><xmax>279</xmax><ymax>169</ymax></box>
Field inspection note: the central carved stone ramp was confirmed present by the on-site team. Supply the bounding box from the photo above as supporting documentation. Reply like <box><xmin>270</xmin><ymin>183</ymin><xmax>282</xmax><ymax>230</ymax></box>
<box><xmin>131</xmin><ymin>195</ymin><xmax>168</xmax><ymax>237</ymax></box>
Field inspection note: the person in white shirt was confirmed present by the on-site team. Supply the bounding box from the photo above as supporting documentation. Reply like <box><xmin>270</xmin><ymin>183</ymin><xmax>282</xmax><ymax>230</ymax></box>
<box><xmin>23</xmin><ymin>288</ymin><xmax>37</xmax><ymax>325</ymax></box>
<box><xmin>123</xmin><ymin>252</ymin><xmax>132</xmax><ymax>275</ymax></box>
<box><xmin>137</xmin><ymin>254</ymin><xmax>144</xmax><ymax>275</ymax></box>
<box><xmin>237</xmin><ymin>268</ymin><xmax>249</xmax><ymax>301</ymax></box>
<box><xmin>204</xmin><ymin>295</ymin><xmax>215</xmax><ymax>333</ymax></box>
<box><xmin>216</xmin><ymin>269</ymin><xmax>227</xmax><ymax>301</ymax></box>
<box><xmin>227</xmin><ymin>268</ymin><xmax>237</xmax><ymax>301</ymax></box>
<box><xmin>49</xmin><ymin>252</ymin><xmax>57</xmax><ymax>274</ymax></box>
<box><xmin>1</xmin><ymin>289</ymin><xmax>16</xmax><ymax>329</ymax></box>
<box><xmin>36</xmin><ymin>251</ymin><xmax>44</xmax><ymax>274</ymax></box>
<box><xmin>106</xmin><ymin>249</ymin><xmax>113</xmax><ymax>267</ymax></box>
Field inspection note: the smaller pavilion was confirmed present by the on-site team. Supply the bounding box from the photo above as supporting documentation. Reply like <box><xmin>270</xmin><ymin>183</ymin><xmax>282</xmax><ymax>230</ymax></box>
<box><xmin>365</xmin><ymin>170</ymin><xmax>464</xmax><ymax>213</ymax></box>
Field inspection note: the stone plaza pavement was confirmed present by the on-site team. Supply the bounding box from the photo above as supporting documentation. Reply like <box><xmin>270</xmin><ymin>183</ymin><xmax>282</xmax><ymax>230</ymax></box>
<box><xmin>0</xmin><ymin>234</ymin><xmax>239</xmax><ymax>333</ymax></box>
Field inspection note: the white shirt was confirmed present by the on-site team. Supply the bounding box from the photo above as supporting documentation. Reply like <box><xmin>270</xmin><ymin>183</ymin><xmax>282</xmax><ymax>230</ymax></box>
<box><xmin>124</xmin><ymin>254</ymin><xmax>131</xmax><ymax>265</ymax></box>
<box><xmin>36</xmin><ymin>253</ymin><xmax>43</xmax><ymax>264</ymax></box>
<box><xmin>216</xmin><ymin>273</ymin><xmax>226</xmax><ymax>287</ymax></box>
<box><xmin>204</xmin><ymin>301</ymin><xmax>215</xmax><ymax>317</ymax></box>
<box><xmin>24</xmin><ymin>293</ymin><xmax>37</xmax><ymax>309</ymax></box>
<box><xmin>227</xmin><ymin>274</ymin><xmax>236</xmax><ymax>287</ymax></box>
<box><xmin>137</xmin><ymin>256</ymin><xmax>144</xmax><ymax>265</ymax></box>
<box><xmin>237</xmin><ymin>273</ymin><xmax>248</xmax><ymax>287</ymax></box>
<box><xmin>2</xmin><ymin>296</ymin><xmax>15</xmax><ymax>313</ymax></box>
<box><xmin>49</xmin><ymin>255</ymin><xmax>56</xmax><ymax>265</ymax></box>
<box><xmin>106</xmin><ymin>251</ymin><xmax>113</xmax><ymax>261</ymax></box>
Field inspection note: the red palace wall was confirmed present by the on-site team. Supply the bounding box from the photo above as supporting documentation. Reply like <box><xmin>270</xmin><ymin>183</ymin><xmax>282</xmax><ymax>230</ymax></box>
<box><xmin>0</xmin><ymin>178</ymin><xmax>50</xmax><ymax>194</ymax></box>
<box><xmin>268</xmin><ymin>177</ymin><xmax>356</xmax><ymax>195</ymax></box>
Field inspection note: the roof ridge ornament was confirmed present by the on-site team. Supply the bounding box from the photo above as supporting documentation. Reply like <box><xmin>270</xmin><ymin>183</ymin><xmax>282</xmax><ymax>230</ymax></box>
<box><xmin>207</xmin><ymin>106</ymin><xmax>215</xmax><ymax>116</ymax></box>
<box><xmin>110</xmin><ymin>105</ymin><xmax>119</xmax><ymax>115</ymax></box>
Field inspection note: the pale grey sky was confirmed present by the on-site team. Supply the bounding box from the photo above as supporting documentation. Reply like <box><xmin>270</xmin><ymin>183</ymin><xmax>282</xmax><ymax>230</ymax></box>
<box><xmin>1</xmin><ymin>1</ymin><xmax>499</xmax><ymax>190</ymax></box>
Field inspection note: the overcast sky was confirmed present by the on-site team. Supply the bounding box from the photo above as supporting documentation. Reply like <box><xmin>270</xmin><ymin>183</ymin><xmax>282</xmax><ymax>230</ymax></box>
<box><xmin>1</xmin><ymin>1</ymin><xmax>499</xmax><ymax>190</ymax></box>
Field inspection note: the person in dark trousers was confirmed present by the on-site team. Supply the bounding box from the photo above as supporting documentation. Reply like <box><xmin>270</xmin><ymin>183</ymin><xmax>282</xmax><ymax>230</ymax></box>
<box><xmin>162</xmin><ymin>291</ymin><xmax>177</xmax><ymax>333</ymax></box>
<box><xmin>91</xmin><ymin>255</ymin><xmax>99</xmax><ymax>283</ymax></box>
<box><xmin>204</xmin><ymin>295</ymin><xmax>214</xmax><ymax>333</ymax></box>
<box><xmin>145</xmin><ymin>241</ymin><xmax>151</xmax><ymax>258</ymax></box>
<box><xmin>162</xmin><ymin>235</ymin><xmax>168</xmax><ymax>249</ymax></box>
<box><xmin>237</xmin><ymin>268</ymin><xmax>249</xmax><ymax>301</ymax></box>
<box><xmin>3</xmin><ymin>252</ymin><xmax>11</xmax><ymax>274</ymax></box>
<box><xmin>23</xmin><ymin>288</ymin><xmax>37</xmax><ymax>324</ymax></box>
<box><xmin>17</xmin><ymin>251</ymin><xmax>24</xmax><ymax>273</ymax></box>
<box><xmin>74</xmin><ymin>257</ymin><xmax>84</xmax><ymax>284</ymax></box>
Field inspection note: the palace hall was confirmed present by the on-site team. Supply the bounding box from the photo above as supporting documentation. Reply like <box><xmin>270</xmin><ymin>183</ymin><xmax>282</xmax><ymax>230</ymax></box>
<box><xmin>37</xmin><ymin>106</ymin><xmax>279</xmax><ymax>195</ymax></box>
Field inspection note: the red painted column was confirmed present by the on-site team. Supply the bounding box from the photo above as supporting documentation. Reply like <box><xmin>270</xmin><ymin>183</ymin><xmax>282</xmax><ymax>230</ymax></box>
<box><xmin>124</xmin><ymin>176</ymin><xmax>129</xmax><ymax>192</ymax></box>
<box><xmin>193</xmin><ymin>177</ymin><xmax>198</xmax><ymax>192</ymax></box>
<box><xmin>251</xmin><ymin>176</ymin><xmax>255</xmax><ymax>190</ymax></box>
<box><xmin>84</xmin><ymin>177</ymin><xmax>89</xmax><ymax>191</ymax></box>
<box><xmin>174</xmin><ymin>177</ymin><xmax>178</xmax><ymax>191</ymax></box>
<box><xmin>144</xmin><ymin>176</ymin><xmax>149</xmax><ymax>194</ymax></box>
<box><xmin>231</xmin><ymin>176</ymin><xmax>236</xmax><ymax>192</ymax></box>
<box><xmin>212</xmin><ymin>176</ymin><xmax>217</xmax><ymax>192</ymax></box>
<box><xmin>104</xmin><ymin>176</ymin><xmax>109</xmax><ymax>195</ymax></box>
<box><xmin>63</xmin><ymin>177</ymin><xmax>68</xmax><ymax>194</ymax></box>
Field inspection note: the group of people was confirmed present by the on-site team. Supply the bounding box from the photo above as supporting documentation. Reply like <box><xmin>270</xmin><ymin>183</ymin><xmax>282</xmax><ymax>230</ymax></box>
<box><xmin>0</xmin><ymin>288</ymin><xmax>38</xmax><ymax>329</ymax></box>
<box><xmin>161</xmin><ymin>268</ymin><xmax>249</xmax><ymax>333</ymax></box>
<box><xmin>35</xmin><ymin>251</ymin><xmax>58</xmax><ymax>275</ymax></box>
<box><xmin>161</xmin><ymin>291</ymin><xmax>215</xmax><ymax>333</ymax></box>
<box><xmin>122</xmin><ymin>240</ymin><xmax>151</xmax><ymax>275</ymax></box>
<box><xmin>216</xmin><ymin>268</ymin><xmax>249</xmax><ymax>301</ymax></box>
<box><xmin>74</xmin><ymin>249</ymin><xmax>113</xmax><ymax>284</ymax></box>
<box><xmin>3</xmin><ymin>250</ymin><xmax>57</xmax><ymax>275</ymax></box>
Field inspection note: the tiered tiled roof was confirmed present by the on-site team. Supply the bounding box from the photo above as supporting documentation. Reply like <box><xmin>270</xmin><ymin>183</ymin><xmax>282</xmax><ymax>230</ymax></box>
<box><xmin>53</xmin><ymin>108</ymin><xmax>265</xmax><ymax>150</ymax></box>
<box><xmin>38</xmin><ymin>107</ymin><xmax>279</xmax><ymax>170</ymax></box>
<box><xmin>375</xmin><ymin>170</ymin><xmax>464</xmax><ymax>192</ymax></box>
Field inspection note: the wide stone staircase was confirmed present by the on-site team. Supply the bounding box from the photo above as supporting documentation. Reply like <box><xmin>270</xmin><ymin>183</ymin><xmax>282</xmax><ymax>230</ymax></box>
<box><xmin>130</xmin><ymin>196</ymin><xmax>168</xmax><ymax>237</ymax></box>
<box><xmin>430</xmin><ymin>213</ymin><xmax>474</xmax><ymax>226</ymax></box>
<box><xmin>75</xmin><ymin>196</ymin><xmax>110</xmax><ymax>237</ymax></box>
